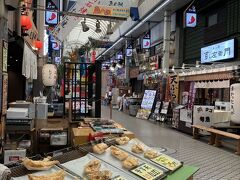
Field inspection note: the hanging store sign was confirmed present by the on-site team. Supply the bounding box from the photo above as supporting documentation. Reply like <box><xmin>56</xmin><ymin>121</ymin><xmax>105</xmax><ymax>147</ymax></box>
<box><xmin>142</xmin><ymin>32</ymin><xmax>151</xmax><ymax>49</ymax></box>
<box><xmin>126</xmin><ymin>44</ymin><xmax>133</xmax><ymax>57</ymax></box>
<box><xmin>88</xmin><ymin>0</ymin><xmax>138</xmax><ymax>18</ymax></box>
<box><xmin>45</xmin><ymin>0</ymin><xmax>59</xmax><ymax>25</ymax></box>
<box><xmin>88</xmin><ymin>5</ymin><xmax>130</xmax><ymax>18</ymax></box>
<box><xmin>142</xmin><ymin>39</ymin><xmax>150</xmax><ymax>49</ymax></box>
<box><xmin>52</xmin><ymin>41</ymin><xmax>60</xmax><ymax>50</ymax></box>
<box><xmin>201</xmin><ymin>39</ymin><xmax>235</xmax><ymax>63</ymax></box>
<box><xmin>184</xmin><ymin>4</ymin><xmax>197</xmax><ymax>28</ymax></box>
<box><xmin>51</xmin><ymin>0</ymin><xmax>100</xmax><ymax>41</ymax></box>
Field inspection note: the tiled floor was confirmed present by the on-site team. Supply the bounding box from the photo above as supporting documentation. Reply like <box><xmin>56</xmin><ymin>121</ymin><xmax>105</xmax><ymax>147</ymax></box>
<box><xmin>101</xmin><ymin>106</ymin><xmax>240</xmax><ymax>180</ymax></box>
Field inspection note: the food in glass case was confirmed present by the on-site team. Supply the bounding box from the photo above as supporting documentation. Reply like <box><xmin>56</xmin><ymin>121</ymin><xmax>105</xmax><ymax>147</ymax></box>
<box><xmin>28</xmin><ymin>170</ymin><xmax>65</xmax><ymax>180</ymax></box>
<box><xmin>115</xmin><ymin>136</ymin><xmax>130</xmax><ymax>145</ymax></box>
<box><xmin>122</xmin><ymin>156</ymin><xmax>139</xmax><ymax>170</ymax></box>
<box><xmin>84</xmin><ymin>159</ymin><xmax>101</xmax><ymax>175</ymax></box>
<box><xmin>23</xmin><ymin>157</ymin><xmax>59</xmax><ymax>170</ymax></box>
<box><xmin>93</xmin><ymin>143</ymin><xmax>108</xmax><ymax>154</ymax></box>
<box><xmin>131</xmin><ymin>143</ymin><xmax>144</xmax><ymax>154</ymax></box>
<box><xmin>144</xmin><ymin>149</ymin><xmax>158</xmax><ymax>159</ymax></box>
<box><xmin>87</xmin><ymin>170</ymin><xmax>112</xmax><ymax>180</ymax></box>
<box><xmin>110</xmin><ymin>146</ymin><xmax>129</xmax><ymax>161</ymax></box>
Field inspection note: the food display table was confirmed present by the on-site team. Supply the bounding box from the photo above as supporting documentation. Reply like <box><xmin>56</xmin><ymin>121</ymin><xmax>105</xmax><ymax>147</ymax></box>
<box><xmin>7</xmin><ymin>118</ymin><xmax>198</xmax><ymax>179</ymax></box>
<box><xmin>8</xmin><ymin>140</ymin><xmax>199</xmax><ymax>180</ymax></box>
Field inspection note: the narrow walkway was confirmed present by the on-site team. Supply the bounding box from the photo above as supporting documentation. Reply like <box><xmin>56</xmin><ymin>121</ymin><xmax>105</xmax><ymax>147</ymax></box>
<box><xmin>102</xmin><ymin>106</ymin><xmax>240</xmax><ymax>180</ymax></box>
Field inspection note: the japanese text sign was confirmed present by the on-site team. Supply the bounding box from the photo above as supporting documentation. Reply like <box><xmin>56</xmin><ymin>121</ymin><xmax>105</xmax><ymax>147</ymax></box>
<box><xmin>131</xmin><ymin>163</ymin><xmax>164</xmax><ymax>180</ymax></box>
<box><xmin>151</xmin><ymin>154</ymin><xmax>181</xmax><ymax>171</ymax></box>
<box><xmin>201</xmin><ymin>39</ymin><xmax>235</xmax><ymax>63</ymax></box>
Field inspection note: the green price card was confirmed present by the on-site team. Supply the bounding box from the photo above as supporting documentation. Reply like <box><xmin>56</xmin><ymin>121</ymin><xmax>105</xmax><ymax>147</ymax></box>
<box><xmin>131</xmin><ymin>163</ymin><xmax>164</xmax><ymax>180</ymax></box>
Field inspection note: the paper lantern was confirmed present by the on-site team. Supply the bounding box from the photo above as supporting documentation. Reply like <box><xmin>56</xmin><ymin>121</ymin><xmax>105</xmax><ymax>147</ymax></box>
<box><xmin>21</xmin><ymin>15</ymin><xmax>32</xmax><ymax>30</ymax></box>
<box><xmin>34</xmin><ymin>40</ymin><xmax>43</xmax><ymax>50</ymax></box>
<box><xmin>42</xmin><ymin>64</ymin><xmax>57</xmax><ymax>86</ymax></box>
<box><xmin>230</xmin><ymin>83</ymin><xmax>240</xmax><ymax>124</ymax></box>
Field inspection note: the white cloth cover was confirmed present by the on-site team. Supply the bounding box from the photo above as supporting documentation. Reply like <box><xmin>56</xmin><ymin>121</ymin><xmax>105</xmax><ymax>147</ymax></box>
<box><xmin>0</xmin><ymin>164</ymin><xmax>11</xmax><ymax>180</ymax></box>
<box><xmin>22</xmin><ymin>43</ymin><xmax>37</xmax><ymax>80</ymax></box>
<box><xmin>194</xmin><ymin>80</ymin><xmax>230</xmax><ymax>89</ymax></box>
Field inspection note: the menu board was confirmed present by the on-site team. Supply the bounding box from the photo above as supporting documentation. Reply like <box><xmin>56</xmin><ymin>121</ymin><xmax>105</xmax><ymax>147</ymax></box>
<box><xmin>141</xmin><ymin>90</ymin><xmax>156</xmax><ymax>110</ymax></box>
<box><xmin>151</xmin><ymin>154</ymin><xmax>182</xmax><ymax>171</ymax></box>
<box><xmin>131</xmin><ymin>163</ymin><xmax>164</xmax><ymax>180</ymax></box>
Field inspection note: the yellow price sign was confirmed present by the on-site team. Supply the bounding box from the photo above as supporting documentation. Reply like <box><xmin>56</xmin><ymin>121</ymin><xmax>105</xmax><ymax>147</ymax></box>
<box><xmin>151</xmin><ymin>154</ymin><xmax>181</xmax><ymax>171</ymax></box>
<box><xmin>131</xmin><ymin>163</ymin><xmax>164</xmax><ymax>180</ymax></box>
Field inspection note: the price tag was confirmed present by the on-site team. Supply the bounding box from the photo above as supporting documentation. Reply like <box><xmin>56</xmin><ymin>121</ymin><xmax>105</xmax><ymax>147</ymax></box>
<box><xmin>131</xmin><ymin>163</ymin><xmax>164</xmax><ymax>180</ymax></box>
<box><xmin>112</xmin><ymin>176</ymin><xmax>126</xmax><ymax>180</ymax></box>
<box><xmin>151</xmin><ymin>154</ymin><xmax>181</xmax><ymax>171</ymax></box>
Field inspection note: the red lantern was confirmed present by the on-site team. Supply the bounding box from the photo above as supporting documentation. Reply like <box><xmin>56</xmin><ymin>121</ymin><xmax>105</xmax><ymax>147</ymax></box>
<box><xmin>21</xmin><ymin>15</ymin><xmax>32</xmax><ymax>30</ymax></box>
<box><xmin>34</xmin><ymin>40</ymin><xmax>43</xmax><ymax>50</ymax></box>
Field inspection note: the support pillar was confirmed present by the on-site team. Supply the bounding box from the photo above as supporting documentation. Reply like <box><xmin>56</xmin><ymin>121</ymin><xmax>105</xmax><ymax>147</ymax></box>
<box><xmin>95</xmin><ymin>61</ymin><xmax>102</xmax><ymax>118</ymax></box>
<box><xmin>125</xmin><ymin>39</ymin><xmax>130</xmax><ymax>86</ymax></box>
<box><xmin>162</xmin><ymin>11</ymin><xmax>171</xmax><ymax>75</ymax></box>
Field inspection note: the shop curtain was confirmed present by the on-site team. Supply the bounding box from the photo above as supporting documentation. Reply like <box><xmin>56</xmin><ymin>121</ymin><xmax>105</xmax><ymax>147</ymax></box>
<box><xmin>22</xmin><ymin>43</ymin><xmax>37</xmax><ymax>80</ymax></box>
<box><xmin>194</xmin><ymin>80</ymin><xmax>230</xmax><ymax>89</ymax></box>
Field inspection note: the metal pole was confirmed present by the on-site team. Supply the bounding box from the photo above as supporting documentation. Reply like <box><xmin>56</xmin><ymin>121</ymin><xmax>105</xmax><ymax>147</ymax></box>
<box><xmin>162</xmin><ymin>10</ymin><xmax>171</xmax><ymax>75</ymax></box>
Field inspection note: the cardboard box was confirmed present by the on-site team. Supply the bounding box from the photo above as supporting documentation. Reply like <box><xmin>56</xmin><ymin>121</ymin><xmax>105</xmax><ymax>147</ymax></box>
<box><xmin>72</xmin><ymin>127</ymin><xmax>94</xmax><ymax>145</ymax></box>
<box><xmin>4</xmin><ymin>149</ymin><xmax>26</xmax><ymax>164</ymax></box>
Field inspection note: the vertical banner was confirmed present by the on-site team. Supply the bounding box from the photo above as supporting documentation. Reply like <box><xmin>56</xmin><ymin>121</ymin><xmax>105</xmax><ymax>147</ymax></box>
<box><xmin>187</xmin><ymin>82</ymin><xmax>196</xmax><ymax>110</ymax></box>
<box><xmin>2</xmin><ymin>74</ymin><xmax>8</xmax><ymax>115</ymax></box>
<box><xmin>165</xmin><ymin>76</ymin><xmax>171</xmax><ymax>102</ymax></box>
<box><xmin>170</xmin><ymin>75</ymin><xmax>179</xmax><ymax>104</ymax></box>
<box><xmin>2</xmin><ymin>40</ymin><xmax>8</xmax><ymax>72</ymax></box>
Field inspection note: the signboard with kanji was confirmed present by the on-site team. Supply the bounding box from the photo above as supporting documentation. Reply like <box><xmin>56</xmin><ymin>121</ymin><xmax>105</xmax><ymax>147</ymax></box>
<box><xmin>201</xmin><ymin>39</ymin><xmax>235</xmax><ymax>63</ymax></box>
<box><xmin>131</xmin><ymin>163</ymin><xmax>164</xmax><ymax>180</ymax></box>
<box><xmin>151</xmin><ymin>154</ymin><xmax>182</xmax><ymax>171</ymax></box>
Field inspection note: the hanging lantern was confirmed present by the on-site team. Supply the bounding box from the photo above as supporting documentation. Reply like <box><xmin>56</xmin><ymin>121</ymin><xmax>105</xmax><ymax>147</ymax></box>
<box><xmin>21</xmin><ymin>15</ymin><xmax>32</xmax><ymax>30</ymax></box>
<box><xmin>34</xmin><ymin>40</ymin><xmax>43</xmax><ymax>50</ymax></box>
<box><xmin>42</xmin><ymin>64</ymin><xmax>58</xmax><ymax>86</ymax></box>
<box><xmin>25</xmin><ymin>21</ymin><xmax>32</xmax><ymax>30</ymax></box>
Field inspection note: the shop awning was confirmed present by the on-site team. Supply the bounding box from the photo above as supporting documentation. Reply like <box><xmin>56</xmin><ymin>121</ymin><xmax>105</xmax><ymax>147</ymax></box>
<box><xmin>194</xmin><ymin>80</ymin><xmax>230</xmax><ymax>89</ymax></box>
<box><xmin>182</xmin><ymin>72</ymin><xmax>233</xmax><ymax>81</ymax></box>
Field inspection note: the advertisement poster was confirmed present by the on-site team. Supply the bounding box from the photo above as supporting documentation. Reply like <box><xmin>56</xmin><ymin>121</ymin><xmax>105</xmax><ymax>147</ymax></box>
<box><xmin>193</xmin><ymin>105</ymin><xmax>214</xmax><ymax>135</ymax></box>
<box><xmin>2</xmin><ymin>74</ymin><xmax>8</xmax><ymax>115</ymax></box>
<box><xmin>141</xmin><ymin>90</ymin><xmax>156</xmax><ymax>110</ymax></box>
<box><xmin>180</xmin><ymin>109</ymin><xmax>192</xmax><ymax>123</ymax></box>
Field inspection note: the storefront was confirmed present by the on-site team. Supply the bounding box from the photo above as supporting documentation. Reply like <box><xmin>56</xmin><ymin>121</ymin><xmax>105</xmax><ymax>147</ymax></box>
<box><xmin>173</xmin><ymin>64</ymin><xmax>239</xmax><ymax>134</ymax></box>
